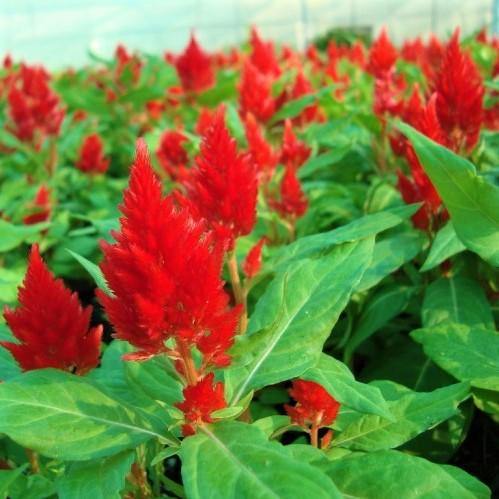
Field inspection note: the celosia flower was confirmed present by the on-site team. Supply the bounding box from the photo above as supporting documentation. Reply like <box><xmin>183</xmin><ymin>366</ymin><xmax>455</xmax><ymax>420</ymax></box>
<box><xmin>434</xmin><ymin>29</ymin><xmax>484</xmax><ymax>152</ymax></box>
<box><xmin>373</xmin><ymin>72</ymin><xmax>406</xmax><ymax>119</ymax></box>
<box><xmin>98</xmin><ymin>140</ymin><xmax>240</xmax><ymax>365</ymax></box>
<box><xmin>280</xmin><ymin>119</ymin><xmax>311</xmax><ymax>169</ymax></box>
<box><xmin>175</xmin><ymin>373</ymin><xmax>227</xmax><ymax>436</ymax></box>
<box><xmin>285</xmin><ymin>379</ymin><xmax>340</xmax><ymax>429</ymax></box>
<box><xmin>289</xmin><ymin>71</ymin><xmax>321</xmax><ymax>125</ymax></box>
<box><xmin>249</xmin><ymin>27</ymin><xmax>281</xmax><ymax>77</ymax></box>
<box><xmin>76</xmin><ymin>133</ymin><xmax>109</xmax><ymax>174</ymax></box>
<box><xmin>156</xmin><ymin>130</ymin><xmax>190</xmax><ymax>182</ymax></box>
<box><xmin>146</xmin><ymin>100</ymin><xmax>165</xmax><ymax>121</ymax></box>
<box><xmin>242</xmin><ymin>238</ymin><xmax>266</xmax><ymax>279</ymax></box>
<box><xmin>115</xmin><ymin>44</ymin><xmax>142</xmax><ymax>84</ymax></box>
<box><xmin>367</xmin><ymin>28</ymin><xmax>398</xmax><ymax>78</ymax></box>
<box><xmin>23</xmin><ymin>185</ymin><xmax>51</xmax><ymax>225</ymax></box>
<box><xmin>2</xmin><ymin>245</ymin><xmax>102</xmax><ymax>373</ymax></box>
<box><xmin>269</xmin><ymin>165</ymin><xmax>308</xmax><ymax>221</ymax></box>
<box><xmin>244</xmin><ymin>112</ymin><xmax>278</xmax><ymax>182</ymax></box>
<box><xmin>174</xmin><ymin>34</ymin><xmax>214</xmax><ymax>93</ymax></box>
<box><xmin>238</xmin><ymin>60</ymin><xmax>276</xmax><ymax>123</ymax></box>
<box><xmin>187</xmin><ymin>107</ymin><xmax>257</xmax><ymax>249</ymax></box>
<box><xmin>195</xmin><ymin>107</ymin><xmax>215</xmax><ymax>136</ymax></box>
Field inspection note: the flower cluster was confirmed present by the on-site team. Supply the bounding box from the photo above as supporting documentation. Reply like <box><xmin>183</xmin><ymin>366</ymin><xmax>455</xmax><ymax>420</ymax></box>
<box><xmin>156</xmin><ymin>129</ymin><xmax>190</xmax><ymax>182</ymax></box>
<box><xmin>76</xmin><ymin>133</ymin><xmax>110</xmax><ymax>174</ymax></box>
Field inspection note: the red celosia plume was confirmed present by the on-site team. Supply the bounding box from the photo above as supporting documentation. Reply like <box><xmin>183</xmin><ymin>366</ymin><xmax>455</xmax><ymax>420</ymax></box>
<box><xmin>269</xmin><ymin>164</ymin><xmax>308</xmax><ymax>221</ymax></box>
<box><xmin>367</xmin><ymin>28</ymin><xmax>398</xmax><ymax>79</ymax></box>
<box><xmin>249</xmin><ymin>27</ymin><xmax>281</xmax><ymax>77</ymax></box>
<box><xmin>23</xmin><ymin>185</ymin><xmax>51</xmax><ymax>225</ymax></box>
<box><xmin>76</xmin><ymin>133</ymin><xmax>110</xmax><ymax>174</ymax></box>
<box><xmin>156</xmin><ymin>129</ymin><xmax>190</xmax><ymax>182</ymax></box>
<box><xmin>280</xmin><ymin>119</ymin><xmax>311</xmax><ymax>169</ymax></box>
<box><xmin>242</xmin><ymin>238</ymin><xmax>266</xmax><ymax>279</ymax></box>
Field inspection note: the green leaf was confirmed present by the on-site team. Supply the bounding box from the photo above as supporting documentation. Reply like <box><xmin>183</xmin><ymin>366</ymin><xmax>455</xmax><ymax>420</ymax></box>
<box><xmin>181</xmin><ymin>422</ymin><xmax>341</xmax><ymax>499</ymax></box>
<box><xmin>10</xmin><ymin>474</ymin><xmax>55</xmax><ymax>499</ymax></box>
<box><xmin>302</xmin><ymin>354</ymin><xmax>392</xmax><ymax>419</ymax></box>
<box><xmin>298</xmin><ymin>146</ymin><xmax>350</xmax><ymax>178</ymax></box>
<box><xmin>411</xmin><ymin>324</ymin><xmax>499</xmax><ymax>391</ymax></box>
<box><xmin>151</xmin><ymin>446</ymin><xmax>180</xmax><ymax>466</ymax></box>
<box><xmin>400</xmin><ymin>123</ymin><xmax>499</xmax><ymax>266</ymax></box>
<box><xmin>0</xmin><ymin>369</ymin><xmax>173</xmax><ymax>460</ymax></box>
<box><xmin>334</xmin><ymin>382</ymin><xmax>470</xmax><ymax>451</ymax></box>
<box><xmin>422</xmin><ymin>276</ymin><xmax>494</xmax><ymax>328</ymax></box>
<box><xmin>0</xmin><ymin>465</ymin><xmax>28</xmax><ymax>499</ymax></box>
<box><xmin>66</xmin><ymin>249</ymin><xmax>111</xmax><ymax>296</ymax></box>
<box><xmin>228</xmin><ymin>238</ymin><xmax>374</xmax><ymax>404</ymax></box>
<box><xmin>421</xmin><ymin>221</ymin><xmax>466</xmax><ymax>271</ymax></box>
<box><xmin>0</xmin><ymin>220</ymin><xmax>49</xmax><ymax>253</ymax></box>
<box><xmin>56</xmin><ymin>450</ymin><xmax>135</xmax><ymax>499</ymax></box>
<box><xmin>325</xmin><ymin>450</ymin><xmax>490</xmax><ymax>499</ymax></box>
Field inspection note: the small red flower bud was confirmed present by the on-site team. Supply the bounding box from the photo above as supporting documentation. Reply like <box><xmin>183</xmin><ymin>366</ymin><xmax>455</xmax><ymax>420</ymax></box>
<box><xmin>243</xmin><ymin>238</ymin><xmax>266</xmax><ymax>279</ymax></box>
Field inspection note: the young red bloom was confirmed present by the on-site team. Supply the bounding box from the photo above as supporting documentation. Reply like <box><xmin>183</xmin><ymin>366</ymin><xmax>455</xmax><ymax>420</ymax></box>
<box><xmin>238</xmin><ymin>60</ymin><xmax>276</xmax><ymax>123</ymax></box>
<box><xmin>174</xmin><ymin>34</ymin><xmax>214</xmax><ymax>93</ymax></box>
<box><xmin>23</xmin><ymin>185</ymin><xmax>51</xmax><ymax>225</ymax></box>
<box><xmin>249</xmin><ymin>27</ymin><xmax>281</xmax><ymax>78</ymax></box>
<box><xmin>115</xmin><ymin>44</ymin><xmax>142</xmax><ymax>84</ymax></box>
<box><xmin>195</xmin><ymin>107</ymin><xmax>215</xmax><ymax>136</ymax></box>
<box><xmin>285</xmin><ymin>379</ymin><xmax>340</xmax><ymax>429</ymax></box>
<box><xmin>373</xmin><ymin>72</ymin><xmax>406</xmax><ymax>119</ymax></box>
<box><xmin>2</xmin><ymin>245</ymin><xmax>102</xmax><ymax>373</ymax></box>
<box><xmin>289</xmin><ymin>71</ymin><xmax>321</xmax><ymax>125</ymax></box>
<box><xmin>175</xmin><ymin>373</ymin><xmax>227</xmax><ymax>436</ymax></box>
<box><xmin>280</xmin><ymin>119</ymin><xmax>311</xmax><ymax>169</ymax></box>
<box><xmin>269</xmin><ymin>164</ymin><xmax>308</xmax><ymax>221</ymax></box>
<box><xmin>244</xmin><ymin>112</ymin><xmax>278</xmax><ymax>182</ymax></box>
<box><xmin>242</xmin><ymin>238</ymin><xmax>266</xmax><ymax>279</ymax></box>
<box><xmin>156</xmin><ymin>130</ymin><xmax>190</xmax><ymax>182</ymax></box>
<box><xmin>76</xmin><ymin>133</ymin><xmax>109</xmax><ymax>174</ymax></box>
<box><xmin>98</xmin><ymin>140</ymin><xmax>240</xmax><ymax>364</ymax></box>
<box><xmin>367</xmin><ymin>28</ymin><xmax>398</xmax><ymax>78</ymax></box>
<box><xmin>434</xmin><ymin>30</ymin><xmax>484</xmax><ymax>152</ymax></box>
<box><xmin>187</xmin><ymin>107</ymin><xmax>258</xmax><ymax>249</ymax></box>
<box><xmin>146</xmin><ymin>100</ymin><xmax>165</xmax><ymax>121</ymax></box>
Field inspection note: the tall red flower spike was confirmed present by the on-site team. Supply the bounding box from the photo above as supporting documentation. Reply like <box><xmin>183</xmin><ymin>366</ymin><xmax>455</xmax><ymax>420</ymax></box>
<box><xmin>238</xmin><ymin>60</ymin><xmax>276</xmax><ymax>123</ymax></box>
<box><xmin>367</xmin><ymin>28</ymin><xmax>398</xmax><ymax>79</ymax></box>
<box><xmin>156</xmin><ymin>130</ymin><xmax>190</xmax><ymax>182</ymax></box>
<box><xmin>249</xmin><ymin>27</ymin><xmax>281</xmax><ymax>78</ymax></box>
<box><xmin>175</xmin><ymin>373</ymin><xmax>227</xmax><ymax>436</ymax></box>
<box><xmin>242</xmin><ymin>238</ymin><xmax>266</xmax><ymax>279</ymax></box>
<box><xmin>23</xmin><ymin>185</ymin><xmax>51</xmax><ymax>225</ymax></box>
<box><xmin>280</xmin><ymin>119</ymin><xmax>311</xmax><ymax>169</ymax></box>
<box><xmin>98</xmin><ymin>140</ymin><xmax>240</xmax><ymax>365</ymax></box>
<box><xmin>187</xmin><ymin>107</ymin><xmax>258</xmax><ymax>250</ymax></box>
<box><xmin>434</xmin><ymin>30</ymin><xmax>484</xmax><ymax>152</ymax></box>
<box><xmin>175</xmin><ymin>34</ymin><xmax>214</xmax><ymax>94</ymax></box>
<box><xmin>244</xmin><ymin>112</ymin><xmax>278</xmax><ymax>182</ymax></box>
<box><xmin>76</xmin><ymin>133</ymin><xmax>110</xmax><ymax>174</ymax></box>
<box><xmin>2</xmin><ymin>245</ymin><xmax>102</xmax><ymax>374</ymax></box>
<box><xmin>269</xmin><ymin>164</ymin><xmax>308</xmax><ymax>221</ymax></box>
<box><xmin>195</xmin><ymin>107</ymin><xmax>215</xmax><ymax>136</ymax></box>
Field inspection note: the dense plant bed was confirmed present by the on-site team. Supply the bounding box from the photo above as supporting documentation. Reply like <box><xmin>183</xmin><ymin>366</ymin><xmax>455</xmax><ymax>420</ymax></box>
<box><xmin>0</xmin><ymin>26</ymin><xmax>498</xmax><ymax>498</ymax></box>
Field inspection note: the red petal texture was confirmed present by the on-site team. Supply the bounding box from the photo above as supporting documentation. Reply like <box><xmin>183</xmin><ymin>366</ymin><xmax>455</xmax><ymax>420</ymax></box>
<box><xmin>289</xmin><ymin>71</ymin><xmax>321</xmax><ymax>125</ymax></box>
<box><xmin>156</xmin><ymin>130</ymin><xmax>190</xmax><ymax>182</ymax></box>
<box><xmin>285</xmin><ymin>379</ymin><xmax>340</xmax><ymax>428</ymax></box>
<box><xmin>2</xmin><ymin>245</ymin><xmax>102</xmax><ymax>373</ymax></box>
<box><xmin>367</xmin><ymin>28</ymin><xmax>398</xmax><ymax>79</ymax></box>
<box><xmin>249</xmin><ymin>27</ymin><xmax>281</xmax><ymax>78</ymax></box>
<box><xmin>175</xmin><ymin>373</ymin><xmax>227</xmax><ymax>436</ymax></box>
<box><xmin>242</xmin><ymin>238</ymin><xmax>266</xmax><ymax>279</ymax></box>
<box><xmin>175</xmin><ymin>35</ymin><xmax>214</xmax><ymax>93</ymax></box>
<box><xmin>76</xmin><ymin>133</ymin><xmax>110</xmax><ymax>174</ymax></box>
<box><xmin>280</xmin><ymin>119</ymin><xmax>311</xmax><ymax>169</ymax></box>
<box><xmin>98</xmin><ymin>140</ymin><xmax>240</xmax><ymax>364</ymax></box>
<box><xmin>434</xmin><ymin>30</ymin><xmax>484</xmax><ymax>152</ymax></box>
<box><xmin>187</xmin><ymin>107</ymin><xmax>258</xmax><ymax>249</ymax></box>
<box><xmin>269</xmin><ymin>164</ymin><xmax>308</xmax><ymax>220</ymax></box>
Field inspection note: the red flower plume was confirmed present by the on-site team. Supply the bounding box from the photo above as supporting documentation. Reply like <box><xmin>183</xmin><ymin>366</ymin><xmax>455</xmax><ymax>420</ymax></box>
<box><xmin>289</xmin><ymin>71</ymin><xmax>321</xmax><ymax>125</ymax></box>
<box><xmin>187</xmin><ymin>107</ymin><xmax>258</xmax><ymax>249</ymax></box>
<box><xmin>242</xmin><ymin>238</ymin><xmax>266</xmax><ymax>279</ymax></box>
<box><xmin>238</xmin><ymin>60</ymin><xmax>276</xmax><ymax>123</ymax></box>
<box><xmin>2</xmin><ymin>245</ymin><xmax>102</xmax><ymax>374</ymax></box>
<box><xmin>249</xmin><ymin>27</ymin><xmax>281</xmax><ymax>77</ymax></box>
<box><xmin>269</xmin><ymin>164</ymin><xmax>308</xmax><ymax>221</ymax></box>
<box><xmin>23</xmin><ymin>185</ymin><xmax>51</xmax><ymax>225</ymax></box>
<box><xmin>175</xmin><ymin>34</ymin><xmax>214</xmax><ymax>93</ymax></box>
<box><xmin>98</xmin><ymin>140</ymin><xmax>240</xmax><ymax>365</ymax></box>
<box><xmin>76</xmin><ymin>133</ymin><xmax>109</xmax><ymax>174</ymax></box>
<box><xmin>175</xmin><ymin>373</ymin><xmax>227</xmax><ymax>436</ymax></box>
<box><xmin>367</xmin><ymin>28</ymin><xmax>398</xmax><ymax>78</ymax></box>
<box><xmin>280</xmin><ymin>119</ymin><xmax>311</xmax><ymax>169</ymax></box>
<box><xmin>434</xmin><ymin>29</ymin><xmax>484</xmax><ymax>152</ymax></box>
<box><xmin>196</xmin><ymin>107</ymin><xmax>215</xmax><ymax>136</ymax></box>
<box><xmin>156</xmin><ymin>130</ymin><xmax>190</xmax><ymax>182</ymax></box>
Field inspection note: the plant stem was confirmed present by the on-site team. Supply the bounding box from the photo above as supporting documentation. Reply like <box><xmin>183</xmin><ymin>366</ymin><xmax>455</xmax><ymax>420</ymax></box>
<box><xmin>310</xmin><ymin>425</ymin><xmax>319</xmax><ymax>449</ymax></box>
<box><xmin>26</xmin><ymin>449</ymin><xmax>40</xmax><ymax>474</ymax></box>
<box><xmin>177</xmin><ymin>340</ymin><xmax>198</xmax><ymax>386</ymax></box>
<box><xmin>226</xmin><ymin>251</ymin><xmax>248</xmax><ymax>334</ymax></box>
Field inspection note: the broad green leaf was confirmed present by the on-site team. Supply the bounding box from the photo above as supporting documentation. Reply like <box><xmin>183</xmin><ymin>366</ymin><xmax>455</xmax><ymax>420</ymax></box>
<box><xmin>299</xmin><ymin>146</ymin><xmax>350</xmax><ymax>178</ymax></box>
<box><xmin>0</xmin><ymin>324</ymin><xmax>22</xmax><ymax>381</ymax></box>
<box><xmin>421</xmin><ymin>221</ymin><xmax>466</xmax><ymax>271</ymax></box>
<box><xmin>66</xmin><ymin>249</ymin><xmax>111</xmax><ymax>295</ymax></box>
<box><xmin>181</xmin><ymin>422</ymin><xmax>341</xmax><ymax>499</ymax></box>
<box><xmin>400</xmin><ymin>123</ymin><xmax>499</xmax><ymax>266</ymax></box>
<box><xmin>301</xmin><ymin>354</ymin><xmax>392</xmax><ymax>419</ymax></box>
<box><xmin>325</xmin><ymin>450</ymin><xmax>490</xmax><ymax>499</ymax></box>
<box><xmin>56</xmin><ymin>451</ymin><xmax>135</xmax><ymax>499</ymax></box>
<box><xmin>0</xmin><ymin>220</ymin><xmax>49</xmax><ymax>253</ymax></box>
<box><xmin>0</xmin><ymin>267</ymin><xmax>24</xmax><ymax>306</ymax></box>
<box><xmin>228</xmin><ymin>238</ymin><xmax>374</xmax><ymax>404</ymax></box>
<box><xmin>345</xmin><ymin>284</ymin><xmax>413</xmax><ymax>360</ymax></box>
<box><xmin>0</xmin><ymin>465</ymin><xmax>28</xmax><ymax>499</ymax></box>
<box><xmin>411</xmin><ymin>324</ymin><xmax>499</xmax><ymax>391</ymax></box>
<box><xmin>10</xmin><ymin>474</ymin><xmax>55</xmax><ymax>499</ymax></box>
<box><xmin>422</xmin><ymin>276</ymin><xmax>494</xmax><ymax>329</ymax></box>
<box><xmin>334</xmin><ymin>382</ymin><xmax>470</xmax><ymax>451</ymax></box>
<box><xmin>0</xmin><ymin>369</ymin><xmax>173</xmax><ymax>460</ymax></box>
<box><xmin>151</xmin><ymin>446</ymin><xmax>180</xmax><ymax>466</ymax></box>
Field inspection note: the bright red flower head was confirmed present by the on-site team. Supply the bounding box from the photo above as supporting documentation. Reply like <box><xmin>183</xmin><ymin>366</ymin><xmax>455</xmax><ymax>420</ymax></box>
<box><xmin>175</xmin><ymin>373</ymin><xmax>227</xmax><ymax>436</ymax></box>
<box><xmin>434</xmin><ymin>29</ymin><xmax>484</xmax><ymax>152</ymax></box>
<box><xmin>187</xmin><ymin>107</ymin><xmax>258</xmax><ymax>249</ymax></box>
<box><xmin>98</xmin><ymin>140</ymin><xmax>240</xmax><ymax>365</ymax></box>
<box><xmin>249</xmin><ymin>27</ymin><xmax>281</xmax><ymax>77</ymax></box>
<box><xmin>2</xmin><ymin>245</ymin><xmax>102</xmax><ymax>374</ymax></box>
<box><xmin>242</xmin><ymin>238</ymin><xmax>266</xmax><ymax>279</ymax></box>
<box><xmin>156</xmin><ymin>130</ymin><xmax>190</xmax><ymax>182</ymax></box>
<box><xmin>280</xmin><ymin>119</ymin><xmax>311</xmax><ymax>169</ymax></box>
<box><xmin>76</xmin><ymin>133</ymin><xmax>109</xmax><ymax>174</ymax></box>
<box><xmin>269</xmin><ymin>164</ymin><xmax>308</xmax><ymax>221</ymax></box>
<box><xmin>289</xmin><ymin>71</ymin><xmax>321</xmax><ymax>125</ymax></box>
<box><xmin>175</xmin><ymin>34</ymin><xmax>214</xmax><ymax>93</ymax></box>
<box><xmin>238</xmin><ymin>60</ymin><xmax>276</xmax><ymax>123</ymax></box>
<box><xmin>367</xmin><ymin>28</ymin><xmax>398</xmax><ymax>78</ymax></box>
<box><xmin>23</xmin><ymin>185</ymin><xmax>51</xmax><ymax>225</ymax></box>
<box><xmin>195</xmin><ymin>107</ymin><xmax>215</xmax><ymax>136</ymax></box>
<box><xmin>285</xmin><ymin>379</ymin><xmax>340</xmax><ymax>429</ymax></box>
